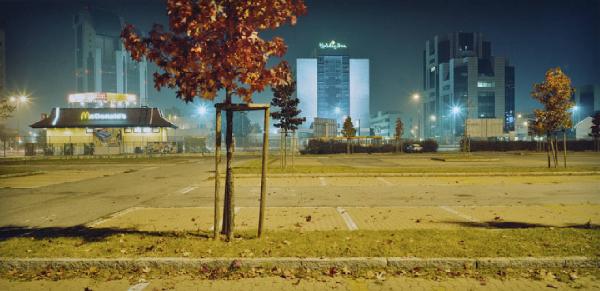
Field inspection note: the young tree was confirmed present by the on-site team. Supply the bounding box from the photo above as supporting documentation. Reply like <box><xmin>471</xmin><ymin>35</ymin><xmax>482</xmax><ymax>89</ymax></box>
<box><xmin>395</xmin><ymin>117</ymin><xmax>404</xmax><ymax>153</ymax></box>
<box><xmin>590</xmin><ymin>112</ymin><xmax>600</xmax><ymax>152</ymax></box>
<box><xmin>271</xmin><ymin>80</ymin><xmax>305</xmax><ymax>168</ymax></box>
<box><xmin>531</xmin><ymin>67</ymin><xmax>574</xmax><ymax>168</ymax></box>
<box><xmin>341</xmin><ymin>116</ymin><xmax>356</xmax><ymax>154</ymax></box>
<box><xmin>121</xmin><ymin>0</ymin><xmax>306</xmax><ymax>240</ymax></box>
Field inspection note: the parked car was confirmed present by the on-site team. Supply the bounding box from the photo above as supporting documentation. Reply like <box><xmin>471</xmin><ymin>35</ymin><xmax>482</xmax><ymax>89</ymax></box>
<box><xmin>404</xmin><ymin>143</ymin><xmax>423</xmax><ymax>153</ymax></box>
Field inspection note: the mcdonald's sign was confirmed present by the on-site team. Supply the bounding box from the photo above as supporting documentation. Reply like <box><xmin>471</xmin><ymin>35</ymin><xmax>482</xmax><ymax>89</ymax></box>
<box><xmin>80</xmin><ymin>111</ymin><xmax>127</xmax><ymax>121</ymax></box>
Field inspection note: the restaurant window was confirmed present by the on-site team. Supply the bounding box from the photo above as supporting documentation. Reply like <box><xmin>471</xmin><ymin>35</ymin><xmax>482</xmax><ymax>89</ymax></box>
<box><xmin>85</xmin><ymin>128</ymin><xmax>93</xmax><ymax>134</ymax></box>
<box><xmin>134</xmin><ymin>127</ymin><xmax>142</xmax><ymax>133</ymax></box>
<box><xmin>152</xmin><ymin>128</ymin><xmax>160</xmax><ymax>133</ymax></box>
<box><xmin>143</xmin><ymin>127</ymin><xmax>152</xmax><ymax>133</ymax></box>
<box><xmin>124</xmin><ymin>128</ymin><xmax>132</xmax><ymax>133</ymax></box>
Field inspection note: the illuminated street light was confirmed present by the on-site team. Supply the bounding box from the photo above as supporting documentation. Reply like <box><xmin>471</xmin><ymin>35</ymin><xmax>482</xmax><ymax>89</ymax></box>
<box><xmin>451</xmin><ymin>106</ymin><xmax>461</xmax><ymax>115</ymax></box>
<box><xmin>197</xmin><ymin>104</ymin><xmax>208</xmax><ymax>116</ymax></box>
<box><xmin>412</xmin><ymin>93</ymin><xmax>420</xmax><ymax>101</ymax></box>
<box><xmin>430</xmin><ymin>115</ymin><xmax>436</xmax><ymax>122</ymax></box>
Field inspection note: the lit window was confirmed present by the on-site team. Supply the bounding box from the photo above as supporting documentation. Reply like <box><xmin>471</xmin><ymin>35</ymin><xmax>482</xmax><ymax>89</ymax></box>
<box><xmin>143</xmin><ymin>127</ymin><xmax>152</xmax><ymax>133</ymax></box>
<box><xmin>134</xmin><ymin>127</ymin><xmax>142</xmax><ymax>133</ymax></box>
<box><xmin>477</xmin><ymin>81</ymin><xmax>495</xmax><ymax>88</ymax></box>
<box><xmin>124</xmin><ymin>128</ymin><xmax>131</xmax><ymax>133</ymax></box>
<box><xmin>85</xmin><ymin>128</ymin><xmax>93</xmax><ymax>133</ymax></box>
<box><xmin>152</xmin><ymin>128</ymin><xmax>160</xmax><ymax>133</ymax></box>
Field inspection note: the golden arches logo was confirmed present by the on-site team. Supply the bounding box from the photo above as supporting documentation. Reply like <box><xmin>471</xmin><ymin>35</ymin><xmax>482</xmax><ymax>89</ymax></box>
<box><xmin>80</xmin><ymin>111</ymin><xmax>90</xmax><ymax>121</ymax></box>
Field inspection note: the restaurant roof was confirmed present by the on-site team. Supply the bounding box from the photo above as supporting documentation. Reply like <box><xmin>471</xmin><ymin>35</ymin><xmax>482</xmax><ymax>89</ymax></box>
<box><xmin>30</xmin><ymin>107</ymin><xmax>177</xmax><ymax>129</ymax></box>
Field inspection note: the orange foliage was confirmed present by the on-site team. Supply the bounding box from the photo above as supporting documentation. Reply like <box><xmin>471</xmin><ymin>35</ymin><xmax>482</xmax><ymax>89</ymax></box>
<box><xmin>121</xmin><ymin>0</ymin><xmax>306</xmax><ymax>103</ymax></box>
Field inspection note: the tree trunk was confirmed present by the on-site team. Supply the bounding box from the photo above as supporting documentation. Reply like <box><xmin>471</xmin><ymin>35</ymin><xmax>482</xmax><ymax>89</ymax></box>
<box><xmin>563</xmin><ymin>130</ymin><xmax>567</xmax><ymax>168</ymax></box>
<box><xmin>213</xmin><ymin>109</ymin><xmax>222</xmax><ymax>239</ymax></box>
<box><xmin>346</xmin><ymin>138</ymin><xmax>350</xmax><ymax>154</ymax></box>
<box><xmin>280</xmin><ymin>132</ymin><xmax>284</xmax><ymax>169</ymax></box>
<box><xmin>395</xmin><ymin>137</ymin><xmax>399</xmax><ymax>153</ymax></box>
<box><xmin>222</xmin><ymin>92</ymin><xmax>235</xmax><ymax>240</ymax></box>
<box><xmin>284</xmin><ymin>131</ymin><xmax>288</xmax><ymax>169</ymax></box>
<box><xmin>291</xmin><ymin>130</ymin><xmax>296</xmax><ymax>170</ymax></box>
<box><xmin>546</xmin><ymin>134</ymin><xmax>551</xmax><ymax>168</ymax></box>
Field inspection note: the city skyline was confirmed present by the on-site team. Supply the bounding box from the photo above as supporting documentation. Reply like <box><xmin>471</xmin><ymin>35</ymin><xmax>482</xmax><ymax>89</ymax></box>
<box><xmin>0</xmin><ymin>0</ymin><xmax>598</xmax><ymax>129</ymax></box>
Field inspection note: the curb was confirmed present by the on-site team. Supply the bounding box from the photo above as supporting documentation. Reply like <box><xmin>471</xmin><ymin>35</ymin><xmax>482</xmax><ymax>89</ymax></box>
<box><xmin>0</xmin><ymin>171</ymin><xmax>45</xmax><ymax>179</ymax></box>
<box><xmin>1</xmin><ymin>257</ymin><xmax>597</xmax><ymax>271</ymax></box>
<box><xmin>223</xmin><ymin>171</ymin><xmax>600</xmax><ymax>178</ymax></box>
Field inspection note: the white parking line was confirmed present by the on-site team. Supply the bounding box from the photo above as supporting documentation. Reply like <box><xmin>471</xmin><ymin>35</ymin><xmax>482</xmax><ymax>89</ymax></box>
<box><xmin>377</xmin><ymin>177</ymin><xmax>393</xmax><ymax>186</ymax></box>
<box><xmin>128</xmin><ymin>282</ymin><xmax>150</xmax><ymax>291</ymax></box>
<box><xmin>439</xmin><ymin>205</ymin><xmax>482</xmax><ymax>223</ymax></box>
<box><xmin>178</xmin><ymin>186</ymin><xmax>198</xmax><ymax>194</ymax></box>
<box><xmin>319</xmin><ymin>177</ymin><xmax>327</xmax><ymax>186</ymax></box>
<box><xmin>336</xmin><ymin>207</ymin><xmax>358</xmax><ymax>230</ymax></box>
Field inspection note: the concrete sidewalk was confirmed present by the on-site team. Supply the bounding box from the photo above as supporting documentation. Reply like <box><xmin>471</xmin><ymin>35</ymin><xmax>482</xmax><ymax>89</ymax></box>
<box><xmin>2</xmin><ymin>275</ymin><xmax>598</xmax><ymax>291</ymax></box>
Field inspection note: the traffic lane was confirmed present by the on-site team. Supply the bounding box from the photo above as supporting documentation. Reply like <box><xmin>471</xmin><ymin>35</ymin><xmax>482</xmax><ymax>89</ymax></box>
<box><xmin>143</xmin><ymin>175</ymin><xmax>600</xmax><ymax>208</ymax></box>
<box><xmin>0</xmin><ymin>161</ymin><xmax>214</xmax><ymax>228</ymax></box>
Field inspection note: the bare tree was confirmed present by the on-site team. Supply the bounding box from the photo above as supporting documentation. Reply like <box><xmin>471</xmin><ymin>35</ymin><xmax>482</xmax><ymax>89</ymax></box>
<box><xmin>395</xmin><ymin>117</ymin><xmax>404</xmax><ymax>153</ymax></box>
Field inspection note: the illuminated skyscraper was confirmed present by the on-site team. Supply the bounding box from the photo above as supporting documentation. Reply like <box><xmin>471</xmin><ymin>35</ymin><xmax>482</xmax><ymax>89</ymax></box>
<box><xmin>73</xmin><ymin>7</ymin><xmax>147</xmax><ymax>105</ymax></box>
<box><xmin>297</xmin><ymin>41</ymin><xmax>370</xmax><ymax>135</ymax></box>
<box><xmin>422</xmin><ymin>32</ymin><xmax>515</xmax><ymax>141</ymax></box>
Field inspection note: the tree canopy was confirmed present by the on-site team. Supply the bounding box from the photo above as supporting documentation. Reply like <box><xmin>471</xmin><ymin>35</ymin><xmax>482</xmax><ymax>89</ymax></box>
<box><xmin>531</xmin><ymin>67</ymin><xmax>575</xmax><ymax>134</ymax></box>
<box><xmin>121</xmin><ymin>0</ymin><xmax>306</xmax><ymax>103</ymax></box>
<box><xmin>341</xmin><ymin>116</ymin><xmax>356</xmax><ymax>138</ymax></box>
<box><xmin>271</xmin><ymin>80</ymin><xmax>305</xmax><ymax>134</ymax></box>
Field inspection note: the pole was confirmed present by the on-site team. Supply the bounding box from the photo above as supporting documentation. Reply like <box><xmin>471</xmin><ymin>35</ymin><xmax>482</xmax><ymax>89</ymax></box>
<box><xmin>213</xmin><ymin>109</ymin><xmax>222</xmax><ymax>239</ymax></box>
<box><xmin>258</xmin><ymin>107</ymin><xmax>270</xmax><ymax>237</ymax></box>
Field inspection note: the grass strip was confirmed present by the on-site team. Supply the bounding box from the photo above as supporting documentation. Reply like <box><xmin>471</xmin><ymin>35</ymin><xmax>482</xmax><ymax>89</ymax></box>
<box><xmin>0</xmin><ymin>229</ymin><xmax>597</xmax><ymax>258</ymax></box>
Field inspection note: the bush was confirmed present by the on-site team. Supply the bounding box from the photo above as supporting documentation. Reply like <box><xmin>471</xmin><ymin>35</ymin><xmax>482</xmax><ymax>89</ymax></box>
<box><xmin>421</xmin><ymin>139</ymin><xmax>438</xmax><ymax>152</ymax></box>
<box><xmin>301</xmin><ymin>139</ymin><xmax>438</xmax><ymax>154</ymax></box>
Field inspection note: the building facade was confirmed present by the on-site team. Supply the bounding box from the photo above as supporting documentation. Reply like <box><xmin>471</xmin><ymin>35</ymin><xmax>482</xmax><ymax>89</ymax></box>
<box><xmin>422</xmin><ymin>32</ymin><xmax>515</xmax><ymax>143</ymax></box>
<box><xmin>73</xmin><ymin>7</ymin><xmax>148</xmax><ymax>105</ymax></box>
<box><xmin>297</xmin><ymin>41</ymin><xmax>370</xmax><ymax>136</ymax></box>
<box><xmin>370</xmin><ymin>111</ymin><xmax>404</xmax><ymax>137</ymax></box>
<box><xmin>0</xmin><ymin>28</ymin><xmax>5</xmax><ymax>96</ymax></box>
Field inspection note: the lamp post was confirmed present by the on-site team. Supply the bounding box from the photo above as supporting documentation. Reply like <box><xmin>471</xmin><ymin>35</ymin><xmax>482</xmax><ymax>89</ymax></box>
<box><xmin>9</xmin><ymin>95</ymin><xmax>30</xmax><ymax>143</ymax></box>
<box><xmin>451</xmin><ymin>106</ymin><xmax>461</xmax><ymax>146</ymax></box>
<box><xmin>412</xmin><ymin>93</ymin><xmax>420</xmax><ymax>140</ymax></box>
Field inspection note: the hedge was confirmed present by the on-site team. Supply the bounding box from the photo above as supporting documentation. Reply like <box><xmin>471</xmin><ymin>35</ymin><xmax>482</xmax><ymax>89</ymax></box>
<box><xmin>300</xmin><ymin>139</ymin><xmax>438</xmax><ymax>154</ymax></box>
<box><xmin>467</xmin><ymin>140</ymin><xmax>595</xmax><ymax>152</ymax></box>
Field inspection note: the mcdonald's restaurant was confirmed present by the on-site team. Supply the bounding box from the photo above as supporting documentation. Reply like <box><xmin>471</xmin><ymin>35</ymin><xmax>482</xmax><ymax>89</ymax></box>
<box><xmin>30</xmin><ymin>107</ymin><xmax>177</xmax><ymax>155</ymax></box>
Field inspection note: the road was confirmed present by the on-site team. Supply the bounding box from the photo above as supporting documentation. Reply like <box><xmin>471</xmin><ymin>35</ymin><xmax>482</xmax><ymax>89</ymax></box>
<box><xmin>0</xmin><ymin>154</ymin><xmax>599</xmax><ymax>229</ymax></box>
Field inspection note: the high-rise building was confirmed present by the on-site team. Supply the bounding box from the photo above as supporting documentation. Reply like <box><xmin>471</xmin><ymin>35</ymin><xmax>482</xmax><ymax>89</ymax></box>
<box><xmin>297</xmin><ymin>40</ymin><xmax>370</xmax><ymax>136</ymax></box>
<box><xmin>0</xmin><ymin>28</ymin><xmax>5</xmax><ymax>96</ymax></box>
<box><xmin>73</xmin><ymin>7</ymin><xmax>147</xmax><ymax>105</ymax></box>
<box><xmin>573</xmin><ymin>84</ymin><xmax>600</xmax><ymax>123</ymax></box>
<box><xmin>422</xmin><ymin>32</ymin><xmax>515</xmax><ymax>142</ymax></box>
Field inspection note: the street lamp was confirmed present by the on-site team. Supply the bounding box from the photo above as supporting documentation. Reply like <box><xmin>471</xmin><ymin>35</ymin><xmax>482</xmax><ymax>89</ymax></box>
<box><xmin>450</xmin><ymin>106</ymin><xmax>462</xmax><ymax>145</ymax></box>
<box><xmin>412</xmin><ymin>93</ymin><xmax>421</xmax><ymax>139</ymax></box>
<box><xmin>9</xmin><ymin>94</ymin><xmax>30</xmax><ymax>137</ymax></box>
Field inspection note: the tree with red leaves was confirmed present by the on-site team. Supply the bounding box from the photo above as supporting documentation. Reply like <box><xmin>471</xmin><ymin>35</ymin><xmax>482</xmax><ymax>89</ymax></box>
<box><xmin>121</xmin><ymin>0</ymin><xmax>306</xmax><ymax>240</ymax></box>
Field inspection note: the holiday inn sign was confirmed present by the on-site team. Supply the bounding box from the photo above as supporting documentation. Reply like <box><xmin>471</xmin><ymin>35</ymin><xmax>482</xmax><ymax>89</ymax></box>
<box><xmin>319</xmin><ymin>40</ymin><xmax>347</xmax><ymax>50</ymax></box>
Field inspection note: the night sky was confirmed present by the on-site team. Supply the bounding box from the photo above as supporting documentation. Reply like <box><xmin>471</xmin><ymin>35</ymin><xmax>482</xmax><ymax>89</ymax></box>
<box><xmin>1</xmin><ymin>0</ymin><xmax>599</xmax><ymax>127</ymax></box>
